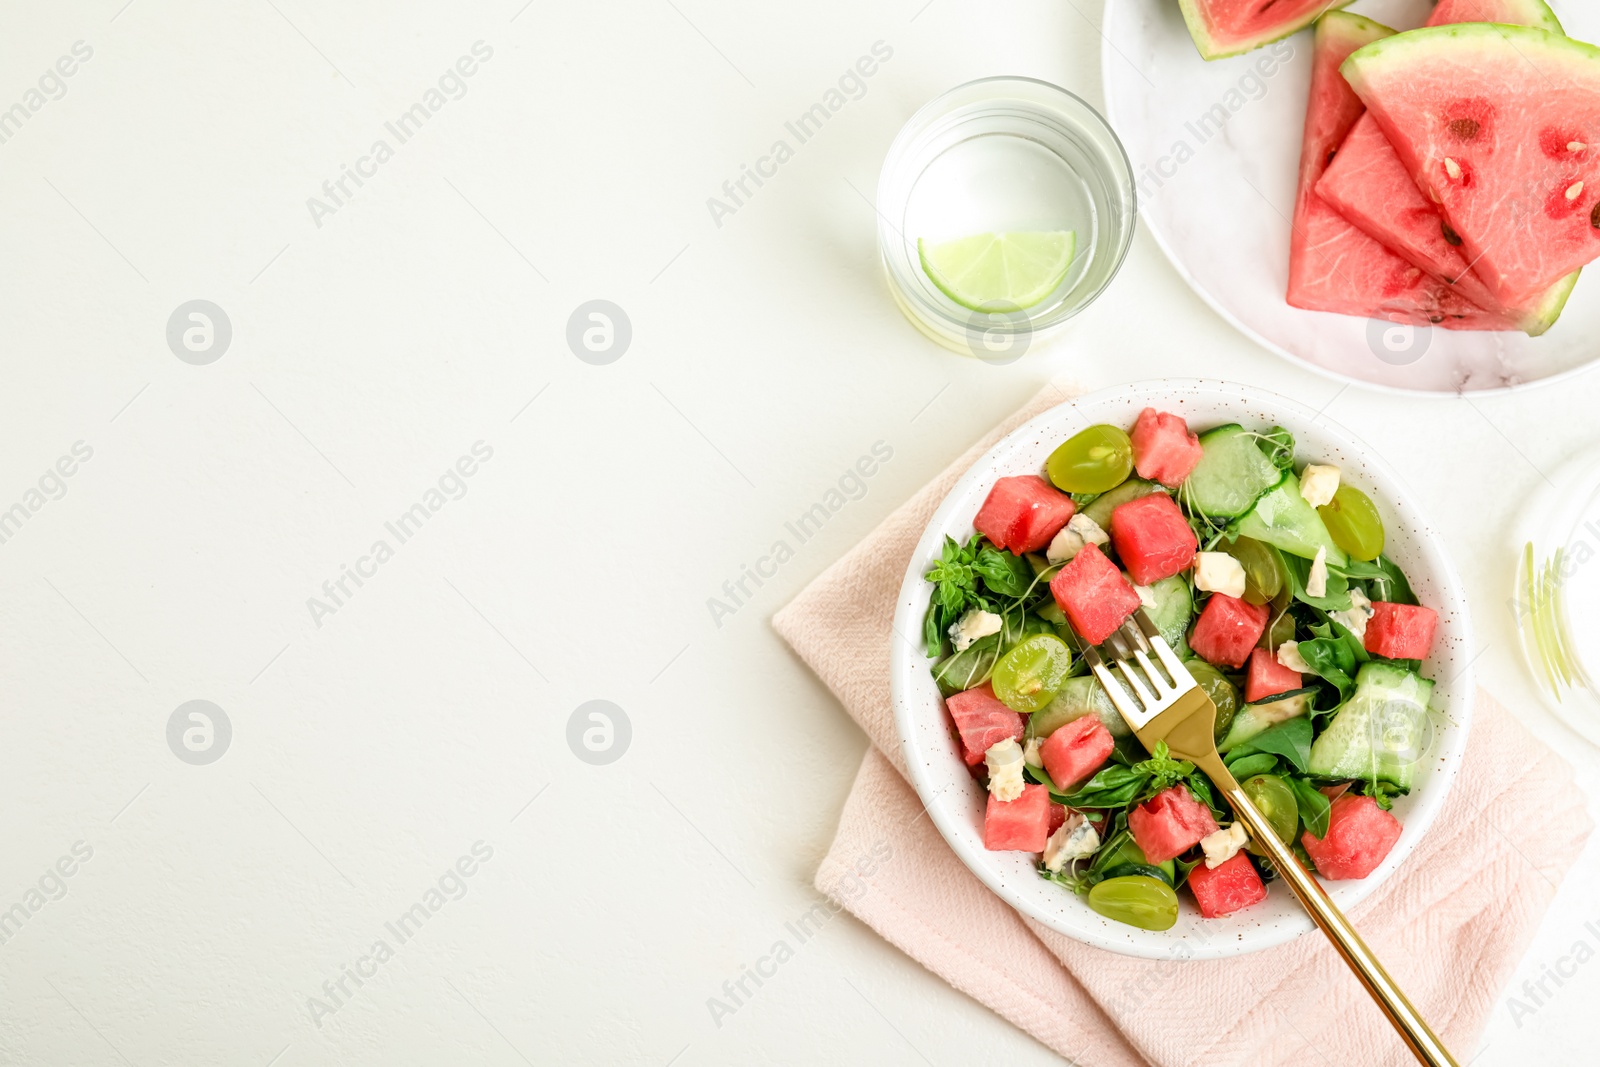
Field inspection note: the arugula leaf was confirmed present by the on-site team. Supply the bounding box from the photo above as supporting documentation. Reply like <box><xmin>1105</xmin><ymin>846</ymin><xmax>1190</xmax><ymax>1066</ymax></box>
<box><xmin>1279</xmin><ymin>547</ymin><xmax>1353</xmax><ymax>612</ymax></box>
<box><xmin>1287</xmin><ymin>776</ymin><xmax>1331</xmax><ymax>838</ymax></box>
<box><xmin>1256</xmin><ymin>426</ymin><xmax>1295</xmax><ymax>471</ymax></box>
<box><xmin>1221</xmin><ymin>716</ymin><xmax>1314</xmax><ymax>775</ymax></box>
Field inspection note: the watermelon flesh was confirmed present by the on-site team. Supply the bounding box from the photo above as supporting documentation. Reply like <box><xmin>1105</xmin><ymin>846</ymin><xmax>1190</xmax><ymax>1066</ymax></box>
<box><xmin>974</xmin><ymin>475</ymin><xmax>1076</xmax><ymax>554</ymax></box>
<box><xmin>1363</xmin><ymin>601</ymin><xmax>1439</xmax><ymax>660</ymax></box>
<box><xmin>1342</xmin><ymin>25</ymin><xmax>1600</xmax><ymax>308</ymax></box>
<box><xmin>1286</xmin><ymin>13</ymin><xmax>1514</xmax><ymax>330</ymax></box>
<box><xmin>1109</xmin><ymin>493</ymin><xmax>1198</xmax><ymax>586</ymax></box>
<box><xmin>1177</xmin><ymin>0</ymin><xmax>1353</xmax><ymax>61</ymax></box>
<box><xmin>1128</xmin><ymin>785</ymin><xmax>1219</xmax><ymax>864</ymax></box>
<box><xmin>1244</xmin><ymin>647</ymin><xmax>1302</xmax><ymax>703</ymax></box>
<box><xmin>1301</xmin><ymin>793</ymin><xmax>1402</xmax><ymax>879</ymax></box>
<box><xmin>946</xmin><ymin>683</ymin><xmax>1024</xmax><ymax>767</ymax></box>
<box><xmin>1039</xmin><ymin>714</ymin><xmax>1115</xmax><ymax>793</ymax></box>
<box><xmin>1130</xmin><ymin>408</ymin><xmax>1203</xmax><ymax>488</ymax></box>
<box><xmin>984</xmin><ymin>783</ymin><xmax>1051</xmax><ymax>851</ymax></box>
<box><xmin>1049</xmin><ymin>543</ymin><xmax>1141</xmax><ymax>646</ymax></box>
<box><xmin>1187</xmin><ymin>850</ymin><xmax>1267</xmax><ymax>917</ymax></box>
<box><xmin>1190</xmin><ymin>593</ymin><xmax>1269</xmax><ymax>669</ymax></box>
<box><xmin>1315</xmin><ymin>0</ymin><xmax>1577</xmax><ymax>335</ymax></box>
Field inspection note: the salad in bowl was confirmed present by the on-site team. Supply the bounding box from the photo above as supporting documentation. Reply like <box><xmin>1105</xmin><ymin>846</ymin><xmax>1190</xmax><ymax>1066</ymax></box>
<box><xmin>890</xmin><ymin>380</ymin><xmax>1471</xmax><ymax>958</ymax></box>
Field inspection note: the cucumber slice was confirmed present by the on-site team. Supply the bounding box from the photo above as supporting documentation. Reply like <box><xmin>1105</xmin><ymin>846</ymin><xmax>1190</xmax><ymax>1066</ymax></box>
<box><xmin>1028</xmin><ymin>675</ymin><xmax>1133</xmax><ymax>740</ymax></box>
<box><xmin>1308</xmin><ymin>662</ymin><xmax>1434</xmax><ymax>790</ymax></box>
<box><xmin>1143</xmin><ymin>575</ymin><xmax>1193</xmax><ymax>657</ymax></box>
<box><xmin>1081</xmin><ymin>477</ymin><xmax>1162</xmax><ymax>530</ymax></box>
<box><xmin>1217</xmin><ymin>686</ymin><xmax>1316</xmax><ymax>752</ymax></box>
<box><xmin>1235</xmin><ymin>472</ymin><xmax>1349</xmax><ymax>568</ymax></box>
<box><xmin>1181</xmin><ymin>425</ymin><xmax>1284</xmax><ymax>520</ymax></box>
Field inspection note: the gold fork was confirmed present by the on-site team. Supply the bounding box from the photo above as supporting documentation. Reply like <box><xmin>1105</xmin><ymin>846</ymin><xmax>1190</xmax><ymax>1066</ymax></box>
<box><xmin>1084</xmin><ymin>610</ymin><xmax>1458</xmax><ymax>1067</ymax></box>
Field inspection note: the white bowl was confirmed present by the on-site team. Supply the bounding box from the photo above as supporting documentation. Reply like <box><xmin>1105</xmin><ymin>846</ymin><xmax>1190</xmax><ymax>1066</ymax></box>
<box><xmin>889</xmin><ymin>379</ymin><xmax>1473</xmax><ymax>959</ymax></box>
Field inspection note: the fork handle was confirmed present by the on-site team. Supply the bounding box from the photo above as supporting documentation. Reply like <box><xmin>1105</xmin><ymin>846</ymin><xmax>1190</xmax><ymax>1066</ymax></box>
<box><xmin>1212</xmin><ymin>771</ymin><xmax>1459</xmax><ymax>1067</ymax></box>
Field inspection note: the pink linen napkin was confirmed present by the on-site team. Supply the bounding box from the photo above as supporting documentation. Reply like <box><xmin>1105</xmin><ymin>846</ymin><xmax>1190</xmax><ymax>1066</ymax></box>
<box><xmin>773</xmin><ymin>383</ymin><xmax>1592</xmax><ymax>1067</ymax></box>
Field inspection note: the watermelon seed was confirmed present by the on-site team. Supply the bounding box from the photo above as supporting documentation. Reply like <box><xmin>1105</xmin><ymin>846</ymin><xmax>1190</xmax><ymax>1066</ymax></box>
<box><xmin>1448</xmin><ymin>118</ymin><xmax>1480</xmax><ymax>141</ymax></box>
<box><xmin>1566</xmin><ymin>181</ymin><xmax>1585</xmax><ymax>202</ymax></box>
<box><xmin>1571</xmin><ymin>142</ymin><xmax>1588</xmax><ymax>152</ymax></box>
<box><xmin>1444</xmin><ymin>158</ymin><xmax>1462</xmax><ymax>181</ymax></box>
<box><xmin>1440</xmin><ymin>221</ymin><xmax>1463</xmax><ymax>247</ymax></box>
<box><xmin>1592</xmin><ymin>201</ymin><xmax>1600</xmax><ymax>229</ymax></box>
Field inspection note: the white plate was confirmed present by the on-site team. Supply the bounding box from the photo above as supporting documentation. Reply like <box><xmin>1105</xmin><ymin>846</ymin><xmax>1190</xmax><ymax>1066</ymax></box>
<box><xmin>1101</xmin><ymin>0</ymin><xmax>1600</xmax><ymax>395</ymax></box>
<box><xmin>889</xmin><ymin>379</ymin><xmax>1473</xmax><ymax>959</ymax></box>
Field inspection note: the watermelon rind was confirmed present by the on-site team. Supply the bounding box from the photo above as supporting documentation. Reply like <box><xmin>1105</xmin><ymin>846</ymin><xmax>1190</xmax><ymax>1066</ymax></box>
<box><xmin>1176</xmin><ymin>0</ymin><xmax>1356</xmax><ymax>61</ymax></box>
<box><xmin>1521</xmin><ymin>270</ymin><xmax>1580</xmax><ymax>337</ymax></box>
<box><xmin>1430</xmin><ymin>0</ymin><xmax>1562</xmax><ymax>35</ymax></box>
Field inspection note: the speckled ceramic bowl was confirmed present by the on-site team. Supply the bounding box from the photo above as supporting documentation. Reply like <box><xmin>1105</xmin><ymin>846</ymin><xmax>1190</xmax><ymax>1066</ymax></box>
<box><xmin>889</xmin><ymin>379</ymin><xmax>1473</xmax><ymax>959</ymax></box>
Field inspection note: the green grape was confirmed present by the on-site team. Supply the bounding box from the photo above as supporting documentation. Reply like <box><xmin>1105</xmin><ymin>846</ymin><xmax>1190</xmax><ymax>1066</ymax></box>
<box><xmin>1186</xmin><ymin>660</ymin><xmax>1240</xmax><ymax>745</ymax></box>
<box><xmin>1222</xmin><ymin>536</ymin><xmax>1285</xmax><ymax>606</ymax></box>
<box><xmin>1240</xmin><ymin>774</ymin><xmax>1298</xmax><ymax>853</ymax></box>
<box><xmin>991</xmin><ymin>633</ymin><xmax>1073</xmax><ymax>714</ymax></box>
<box><xmin>1046</xmin><ymin>425</ymin><xmax>1134</xmax><ymax>494</ymax></box>
<box><xmin>1257</xmin><ymin>590</ymin><xmax>1295</xmax><ymax>651</ymax></box>
<box><xmin>1318</xmin><ymin>484</ymin><xmax>1385</xmax><ymax>562</ymax></box>
<box><xmin>1087</xmin><ymin>876</ymin><xmax>1179</xmax><ymax>931</ymax></box>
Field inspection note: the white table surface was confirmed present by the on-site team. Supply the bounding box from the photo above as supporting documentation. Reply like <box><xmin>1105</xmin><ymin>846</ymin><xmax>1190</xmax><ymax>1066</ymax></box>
<box><xmin>2</xmin><ymin>2</ymin><xmax>1597</xmax><ymax>1065</ymax></box>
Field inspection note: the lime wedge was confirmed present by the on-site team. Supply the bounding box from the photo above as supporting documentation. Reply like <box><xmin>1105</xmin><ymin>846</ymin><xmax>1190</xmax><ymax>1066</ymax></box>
<box><xmin>918</xmin><ymin>230</ymin><xmax>1077</xmax><ymax>312</ymax></box>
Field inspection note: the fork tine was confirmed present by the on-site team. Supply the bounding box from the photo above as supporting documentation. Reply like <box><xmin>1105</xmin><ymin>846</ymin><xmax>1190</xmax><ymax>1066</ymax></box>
<box><xmin>1115</xmin><ymin>659</ymin><xmax>1157</xmax><ymax>707</ymax></box>
<box><xmin>1084</xmin><ymin>645</ymin><xmax>1145</xmax><ymax>720</ymax></box>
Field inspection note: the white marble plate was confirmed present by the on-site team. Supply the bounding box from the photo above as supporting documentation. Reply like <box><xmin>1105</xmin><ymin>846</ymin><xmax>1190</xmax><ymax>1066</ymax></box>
<box><xmin>1102</xmin><ymin>0</ymin><xmax>1600</xmax><ymax>394</ymax></box>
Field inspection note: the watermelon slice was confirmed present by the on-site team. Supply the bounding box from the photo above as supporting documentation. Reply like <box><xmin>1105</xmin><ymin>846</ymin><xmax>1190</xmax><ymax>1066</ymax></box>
<box><xmin>1177</xmin><ymin>0</ymin><xmax>1353</xmax><ymax>61</ymax></box>
<box><xmin>1342</xmin><ymin>25</ymin><xmax>1600</xmax><ymax>308</ymax></box>
<box><xmin>974</xmin><ymin>475</ymin><xmax>1076</xmax><ymax>555</ymax></box>
<box><xmin>1109</xmin><ymin>493</ymin><xmax>1198</xmax><ymax>586</ymax></box>
<box><xmin>1049</xmin><ymin>543</ymin><xmax>1141</xmax><ymax>646</ymax></box>
<box><xmin>1129</xmin><ymin>408</ymin><xmax>1203</xmax><ymax>488</ymax></box>
<box><xmin>946</xmin><ymin>683</ymin><xmax>1025</xmax><ymax>767</ymax></box>
<box><xmin>1315</xmin><ymin>0</ymin><xmax>1578</xmax><ymax>335</ymax></box>
<box><xmin>1244</xmin><ymin>647</ymin><xmax>1302</xmax><ymax>703</ymax></box>
<box><xmin>1189</xmin><ymin>593</ymin><xmax>1269</xmax><ymax>669</ymax></box>
<box><xmin>1286</xmin><ymin>13</ymin><xmax>1514</xmax><ymax>330</ymax></box>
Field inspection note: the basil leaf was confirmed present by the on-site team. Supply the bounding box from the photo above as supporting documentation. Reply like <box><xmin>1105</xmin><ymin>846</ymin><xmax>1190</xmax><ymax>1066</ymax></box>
<box><xmin>1223</xmin><ymin>716</ymin><xmax>1314</xmax><ymax>775</ymax></box>
<box><xmin>1225</xmin><ymin>752</ymin><xmax>1279</xmax><ymax>779</ymax></box>
<box><xmin>973</xmin><ymin>544</ymin><xmax>1034</xmax><ymax>598</ymax></box>
<box><xmin>1287</xmin><ymin>776</ymin><xmax>1331</xmax><ymax>838</ymax></box>
<box><xmin>923</xmin><ymin>602</ymin><xmax>946</xmax><ymax>659</ymax></box>
<box><xmin>1060</xmin><ymin>764</ymin><xmax>1149</xmax><ymax>809</ymax></box>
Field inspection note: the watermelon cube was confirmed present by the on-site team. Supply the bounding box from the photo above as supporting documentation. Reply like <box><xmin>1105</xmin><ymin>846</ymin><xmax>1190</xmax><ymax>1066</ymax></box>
<box><xmin>1130</xmin><ymin>408</ymin><xmax>1203</xmax><ymax>487</ymax></box>
<box><xmin>1190</xmin><ymin>594</ymin><xmax>1270</xmax><ymax>669</ymax></box>
<box><xmin>1039</xmin><ymin>715</ymin><xmax>1115</xmax><ymax>793</ymax></box>
<box><xmin>973</xmin><ymin>475</ymin><xmax>1076</xmax><ymax>555</ymax></box>
<box><xmin>1364</xmin><ymin>602</ymin><xmax>1438</xmax><ymax>661</ymax></box>
<box><xmin>1128</xmin><ymin>785</ymin><xmax>1218</xmax><ymax>864</ymax></box>
<box><xmin>1187</xmin><ymin>851</ymin><xmax>1267</xmax><ymax>918</ymax></box>
<box><xmin>946</xmin><ymin>683</ymin><xmax>1024</xmax><ymax>767</ymax></box>
<box><xmin>1301</xmin><ymin>794</ymin><xmax>1403</xmax><ymax>880</ymax></box>
<box><xmin>1049</xmin><ymin>543</ymin><xmax>1141</xmax><ymax>646</ymax></box>
<box><xmin>1245</xmin><ymin>647</ymin><xmax>1302</xmax><ymax>704</ymax></box>
<box><xmin>1110</xmin><ymin>493</ymin><xmax>1198</xmax><ymax>586</ymax></box>
<box><xmin>984</xmin><ymin>782</ymin><xmax>1051</xmax><ymax>851</ymax></box>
